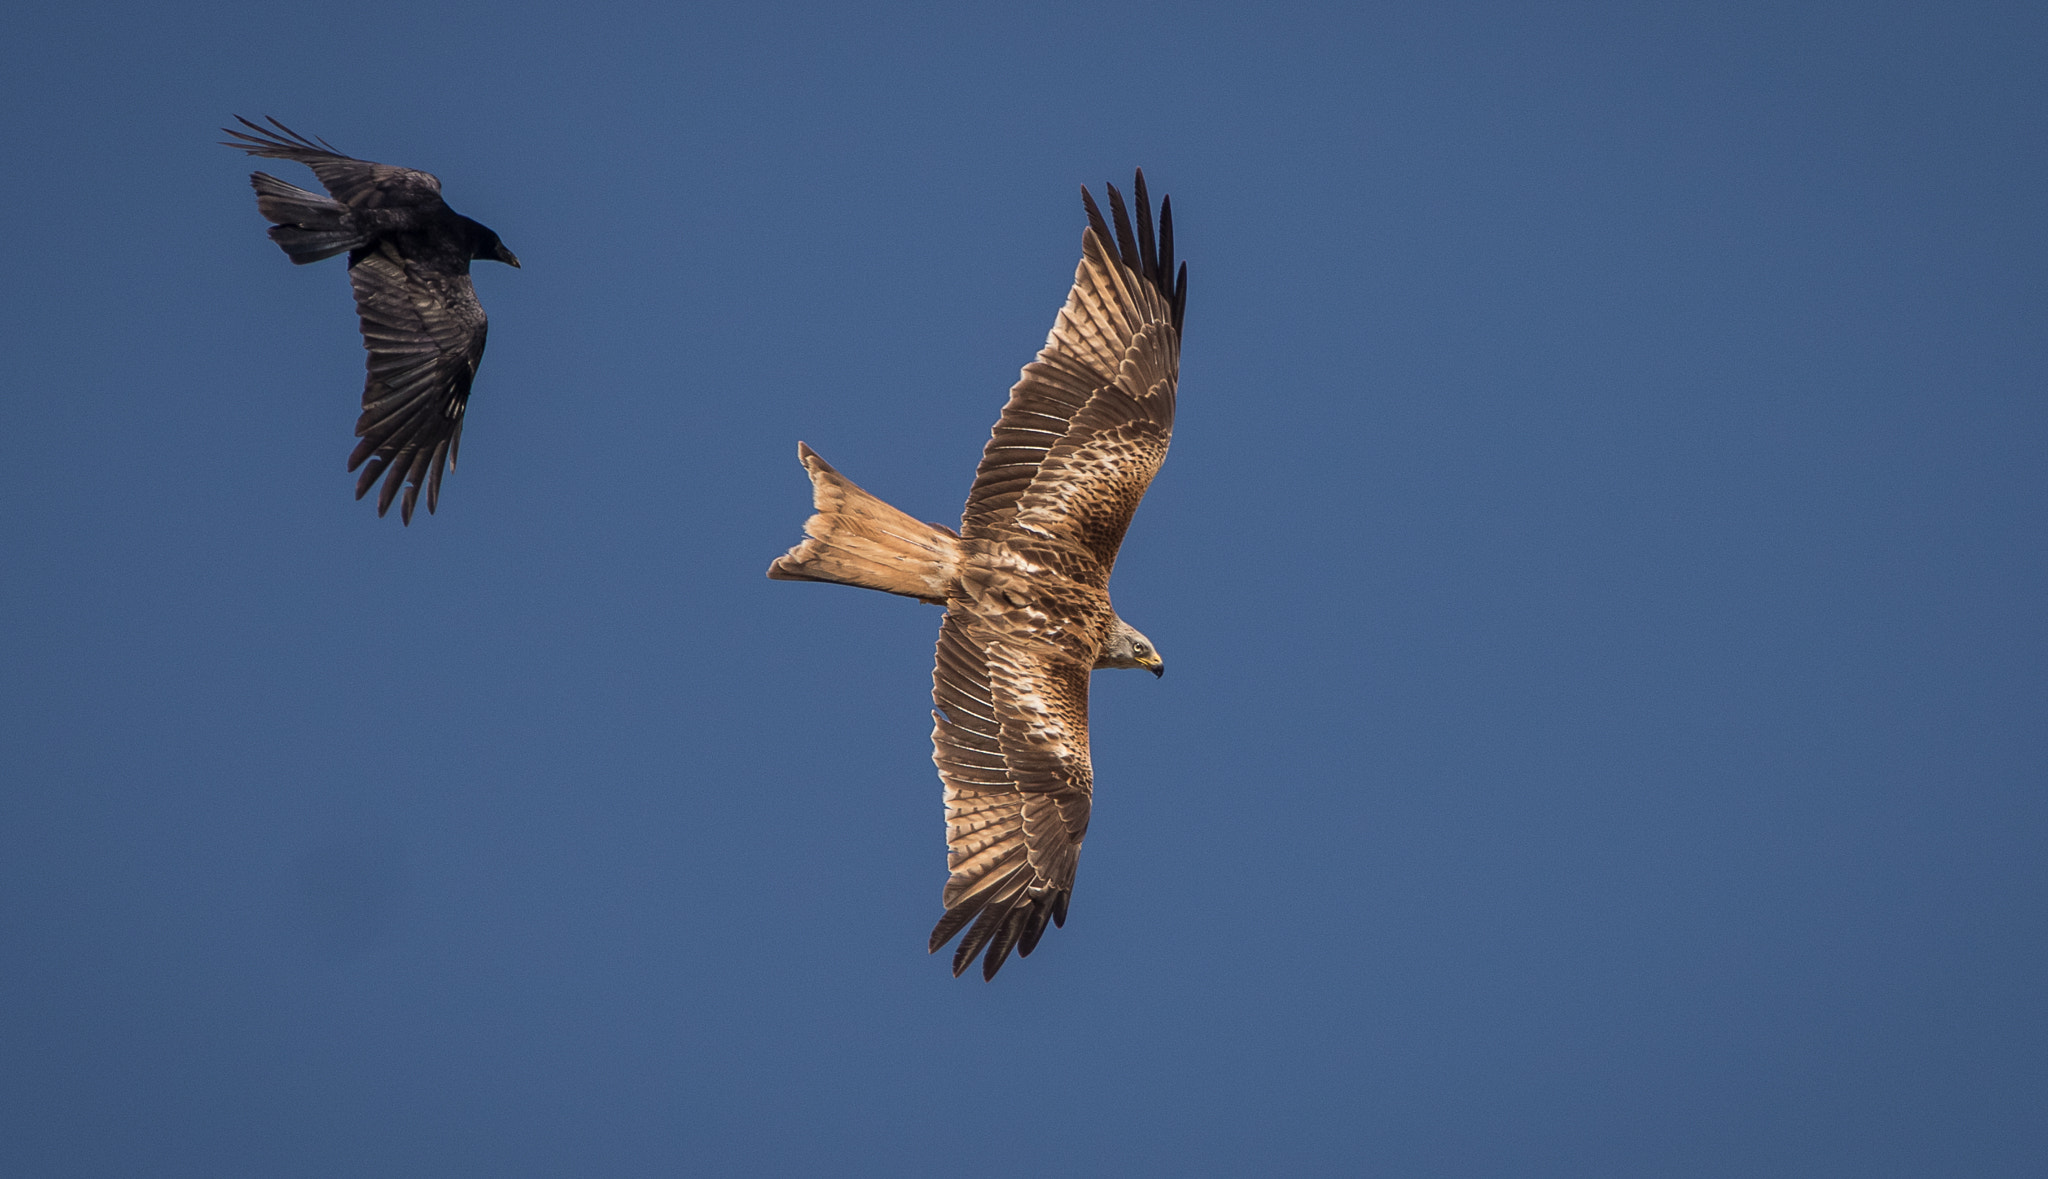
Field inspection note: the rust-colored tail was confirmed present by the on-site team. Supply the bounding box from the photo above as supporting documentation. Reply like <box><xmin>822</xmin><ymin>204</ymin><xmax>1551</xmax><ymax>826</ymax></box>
<box><xmin>768</xmin><ymin>443</ymin><xmax>962</xmax><ymax>603</ymax></box>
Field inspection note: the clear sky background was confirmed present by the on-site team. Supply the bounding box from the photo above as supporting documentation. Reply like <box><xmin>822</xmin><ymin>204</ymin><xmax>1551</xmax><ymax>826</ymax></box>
<box><xmin>3</xmin><ymin>2</ymin><xmax>2044</xmax><ymax>1174</ymax></box>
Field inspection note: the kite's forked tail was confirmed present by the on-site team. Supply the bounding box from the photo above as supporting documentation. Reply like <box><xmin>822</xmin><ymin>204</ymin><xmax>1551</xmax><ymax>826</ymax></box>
<box><xmin>767</xmin><ymin>443</ymin><xmax>962</xmax><ymax>604</ymax></box>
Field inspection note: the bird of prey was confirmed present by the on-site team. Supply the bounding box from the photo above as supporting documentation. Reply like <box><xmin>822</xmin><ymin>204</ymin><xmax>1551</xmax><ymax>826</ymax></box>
<box><xmin>769</xmin><ymin>171</ymin><xmax>1186</xmax><ymax>979</ymax></box>
<box><xmin>222</xmin><ymin>116</ymin><xmax>520</xmax><ymax>523</ymax></box>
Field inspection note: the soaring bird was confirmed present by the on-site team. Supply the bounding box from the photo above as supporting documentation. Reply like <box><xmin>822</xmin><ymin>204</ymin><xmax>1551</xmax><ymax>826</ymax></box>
<box><xmin>222</xmin><ymin>116</ymin><xmax>520</xmax><ymax>523</ymax></box>
<box><xmin>769</xmin><ymin>171</ymin><xmax>1185</xmax><ymax>979</ymax></box>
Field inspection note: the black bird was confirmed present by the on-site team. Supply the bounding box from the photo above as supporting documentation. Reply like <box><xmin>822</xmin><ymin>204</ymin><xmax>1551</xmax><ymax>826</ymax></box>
<box><xmin>223</xmin><ymin>116</ymin><xmax>520</xmax><ymax>523</ymax></box>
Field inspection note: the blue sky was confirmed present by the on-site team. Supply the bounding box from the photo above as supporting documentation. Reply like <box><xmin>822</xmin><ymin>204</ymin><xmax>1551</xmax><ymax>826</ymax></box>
<box><xmin>3</xmin><ymin>2</ymin><xmax>2045</xmax><ymax>1174</ymax></box>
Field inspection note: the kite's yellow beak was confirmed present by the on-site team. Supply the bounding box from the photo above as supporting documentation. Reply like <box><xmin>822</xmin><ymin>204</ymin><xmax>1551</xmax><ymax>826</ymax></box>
<box><xmin>1140</xmin><ymin>653</ymin><xmax>1164</xmax><ymax>678</ymax></box>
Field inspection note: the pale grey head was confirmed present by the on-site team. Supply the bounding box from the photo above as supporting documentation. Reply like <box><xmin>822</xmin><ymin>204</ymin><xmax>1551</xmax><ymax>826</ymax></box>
<box><xmin>1097</xmin><ymin>615</ymin><xmax>1164</xmax><ymax>677</ymax></box>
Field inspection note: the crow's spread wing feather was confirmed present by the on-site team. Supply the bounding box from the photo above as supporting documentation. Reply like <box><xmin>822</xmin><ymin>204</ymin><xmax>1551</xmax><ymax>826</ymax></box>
<box><xmin>345</xmin><ymin>243</ymin><xmax>488</xmax><ymax>523</ymax></box>
<box><xmin>221</xmin><ymin>116</ymin><xmax>443</xmax><ymax>209</ymax></box>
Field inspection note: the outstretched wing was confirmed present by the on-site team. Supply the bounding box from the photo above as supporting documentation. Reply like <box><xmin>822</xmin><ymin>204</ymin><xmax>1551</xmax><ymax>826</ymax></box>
<box><xmin>345</xmin><ymin>243</ymin><xmax>489</xmax><ymax>524</ymax></box>
<box><xmin>929</xmin><ymin>609</ymin><xmax>1094</xmax><ymax>980</ymax></box>
<box><xmin>960</xmin><ymin>171</ymin><xmax>1185</xmax><ymax>581</ymax></box>
<box><xmin>221</xmin><ymin>115</ymin><xmax>443</xmax><ymax>209</ymax></box>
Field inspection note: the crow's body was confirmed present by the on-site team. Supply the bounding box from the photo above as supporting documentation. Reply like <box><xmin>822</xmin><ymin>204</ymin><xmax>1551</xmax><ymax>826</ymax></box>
<box><xmin>223</xmin><ymin>116</ymin><xmax>519</xmax><ymax>523</ymax></box>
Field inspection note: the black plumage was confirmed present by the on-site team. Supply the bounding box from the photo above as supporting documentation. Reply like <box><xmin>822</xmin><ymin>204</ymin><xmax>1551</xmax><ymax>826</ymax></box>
<box><xmin>222</xmin><ymin>116</ymin><xmax>520</xmax><ymax>523</ymax></box>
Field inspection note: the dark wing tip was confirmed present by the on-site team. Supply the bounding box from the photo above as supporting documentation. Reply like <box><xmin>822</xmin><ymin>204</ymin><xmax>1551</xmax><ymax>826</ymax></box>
<box><xmin>1083</xmin><ymin>170</ymin><xmax>1186</xmax><ymax>333</ymax></box>
<box><xmin>932</xmin><ymin>887</ymin><xmax>1067</xmax><ymax>981</ymax></box>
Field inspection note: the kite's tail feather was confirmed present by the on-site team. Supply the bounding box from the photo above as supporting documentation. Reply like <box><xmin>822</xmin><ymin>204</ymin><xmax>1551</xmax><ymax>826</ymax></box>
<box><xmin>767</xmin><ymin>443</ymin><xmax>962</xmax><ymax>602</ymax></box>
<box><xmin>250</xmin><ymin>172</ymin><xmax>367</xmax><ymax>264</ymax></box>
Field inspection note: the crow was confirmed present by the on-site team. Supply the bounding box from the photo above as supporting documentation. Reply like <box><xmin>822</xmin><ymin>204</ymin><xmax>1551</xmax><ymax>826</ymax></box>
<box><xmin>223</xmin><ymin>116</ymin><xmax>520</xmax><ymax>523</ymax></box>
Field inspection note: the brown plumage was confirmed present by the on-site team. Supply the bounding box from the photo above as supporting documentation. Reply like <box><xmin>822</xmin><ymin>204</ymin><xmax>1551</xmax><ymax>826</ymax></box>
<box><xmin>222</xmin><ymin>116</ymin><xmax>520</xmax><ymax>523</ymax></box>
<box><xmin>769</xmin><ymin>171</ymin><xmax>1184</xmax><ymax>979</ymax></box>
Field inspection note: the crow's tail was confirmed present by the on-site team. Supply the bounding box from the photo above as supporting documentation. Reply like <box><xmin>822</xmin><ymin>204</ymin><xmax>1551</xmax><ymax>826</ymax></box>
<box><xmin>249</xmin><ymin>172</ymin><xmax>368</xmax><ymax>264</ymax></box>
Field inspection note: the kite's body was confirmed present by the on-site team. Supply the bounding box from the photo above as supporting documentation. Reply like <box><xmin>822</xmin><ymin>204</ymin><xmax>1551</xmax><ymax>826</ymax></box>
<box><xmin>771</xmin><ymin>173</ymin><xmax>1185</xmax><ymax>979</ymax></box>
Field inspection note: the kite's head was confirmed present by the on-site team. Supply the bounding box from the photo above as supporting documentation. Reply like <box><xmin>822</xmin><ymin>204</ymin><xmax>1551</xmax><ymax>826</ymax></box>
<box><xmin>1099</xmin><ymin>615</ymin><xmax>1165</xmax><ymax>678</ymax></box>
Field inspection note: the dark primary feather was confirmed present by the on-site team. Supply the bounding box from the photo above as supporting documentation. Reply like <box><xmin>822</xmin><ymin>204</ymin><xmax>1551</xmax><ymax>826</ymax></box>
<box><xmin>1078</xmin><ymin>171</ymin><xmax>1185</xmax><ymax>331</ymax></box>
<box><xmin>223</xmin><ymin>115</ymin><xmax>517</xmax><ymax>523</ymax></box>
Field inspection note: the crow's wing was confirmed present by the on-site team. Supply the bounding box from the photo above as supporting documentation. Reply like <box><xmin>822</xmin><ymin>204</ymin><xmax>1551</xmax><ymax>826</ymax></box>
<box><xmin>344</xmin><ymin>242</ymin><xmax>489</xmax><ymax>523</ymax></box>
<box><xmin>222</xmin><ymin>116</ymin><xmax>443</xmax><ymax>209</ymax></box>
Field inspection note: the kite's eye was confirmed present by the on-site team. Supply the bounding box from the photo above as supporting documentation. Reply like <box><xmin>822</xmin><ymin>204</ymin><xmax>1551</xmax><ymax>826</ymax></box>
<box><xmin>1133</xmin><ymin>643</ymin><xmax>1149</xmax><ymax>657</ymax></box>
